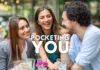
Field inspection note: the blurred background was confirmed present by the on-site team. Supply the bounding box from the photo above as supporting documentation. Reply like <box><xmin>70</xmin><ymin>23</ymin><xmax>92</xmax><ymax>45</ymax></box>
<box><xmin>0</xmin><ymin>0</ymin><xmax>100</xmax><ymax>41</ymax></box>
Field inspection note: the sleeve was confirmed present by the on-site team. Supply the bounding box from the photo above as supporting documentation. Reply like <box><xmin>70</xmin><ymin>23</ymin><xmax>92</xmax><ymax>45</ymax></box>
<box><xmin>27</xmin><ymin>39</ymin><xmax>37</xmax><ymax>59</ymax></box>
<box><xmin>75</xmin><ymin>33</ymin><xmax>100</xmax><ymax>67</ymax></box>
<box><xmin>68</xmin><ymin>34</ymin><xmax>77</xmax><ymax>62</ymax></box>
<box><xmin>0</xmin><ymin>42</ymin><xmax>7</xmax><ymax>70</ymax></box>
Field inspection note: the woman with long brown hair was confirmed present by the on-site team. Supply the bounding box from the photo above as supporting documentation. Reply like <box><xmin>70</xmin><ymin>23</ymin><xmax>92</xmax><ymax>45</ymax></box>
<box><xmin>32</xmin><ymin>6</ymin><xmax>64</xmax><ymax>70</ymax></box>
<box><xmin>0</xmin><ymin>16</ymin><xmax>36</xmax><ymax>70</ymax></box>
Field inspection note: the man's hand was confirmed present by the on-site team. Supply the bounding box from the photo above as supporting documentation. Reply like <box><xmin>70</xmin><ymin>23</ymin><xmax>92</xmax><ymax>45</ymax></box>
<box><xmin>71</xmin><ymin>63</ymin><xmax>83</xmax><ymax>70</ymax></box>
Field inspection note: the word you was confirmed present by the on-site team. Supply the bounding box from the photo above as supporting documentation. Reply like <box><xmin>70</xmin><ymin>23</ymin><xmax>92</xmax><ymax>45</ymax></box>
<box><xmin>32</xmin><ymin>41</ymin><xmax>69</xmax><ymax>54</ymax></box>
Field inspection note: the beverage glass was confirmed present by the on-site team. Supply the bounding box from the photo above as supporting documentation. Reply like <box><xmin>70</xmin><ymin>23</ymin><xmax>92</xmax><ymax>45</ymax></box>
<box><xmin>57</xmin><ymin>58</ymin><xmax>67</xmax><ymax>70</ymax></box>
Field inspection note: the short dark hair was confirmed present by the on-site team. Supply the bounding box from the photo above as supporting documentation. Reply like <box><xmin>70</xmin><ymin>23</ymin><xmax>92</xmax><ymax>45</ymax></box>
<box><xmin>63</xmin><ymin>1</ymin><xmax>91</xmax><ymax>26</ymax></box>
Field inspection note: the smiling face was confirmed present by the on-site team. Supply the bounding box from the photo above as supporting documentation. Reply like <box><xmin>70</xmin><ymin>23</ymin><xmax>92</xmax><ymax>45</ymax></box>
<box><xmin>38</xmin><ymin>9</ymin><xmax>53</xmax><ymax>31</ymax></box>
<box><xmin>62</xmin><ymin>11</ymin><xmax>73</xmax><ymax>31</ymax></box>
<box><xmin>62</xmin><ymin>11</ymin><xmax>76</xmax><ymax>33</ymax></box>
<box><xmin>18</xmin><ymin>20</ymin><xmax>30</xmax><ymax>40</ymax></box>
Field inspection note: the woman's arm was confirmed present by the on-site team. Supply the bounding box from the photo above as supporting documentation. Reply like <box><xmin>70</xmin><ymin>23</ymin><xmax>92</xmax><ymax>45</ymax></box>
<box><xmin>59</xmin><ymin>28</ymin><xmax>73</xmax><ymax>70</ymax></box>
<box><xmin>60</xmin><ymin>40</ymin><xmax>73</xmax><ymax>70</ymax></box>
<box><xmin>39</xmin><ymin>45</ymin><xmax>58</xmax><ymax>69</ymax></box>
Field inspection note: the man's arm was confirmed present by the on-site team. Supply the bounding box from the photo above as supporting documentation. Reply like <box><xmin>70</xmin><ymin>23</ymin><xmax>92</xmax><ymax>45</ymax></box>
<box><xmin>71</xmin><ymin>63</ymin><xmax>83</xmax><ymax>70</ymax></box>
<box><xmin>74</xmin><ymin>33</ymin><xmax>100</xmax><ymax>69</ymax></box>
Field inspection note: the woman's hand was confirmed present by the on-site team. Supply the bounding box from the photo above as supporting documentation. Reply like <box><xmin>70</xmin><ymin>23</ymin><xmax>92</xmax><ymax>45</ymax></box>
<box><xmin>48</xmin><ymin>63</ymin><xmax>58</xmax><ymax>70</ymax></box>
<box><xmin>18</xmin><ymin>62</ymin><xmax>29</xmax><ymax>70</ymax></box>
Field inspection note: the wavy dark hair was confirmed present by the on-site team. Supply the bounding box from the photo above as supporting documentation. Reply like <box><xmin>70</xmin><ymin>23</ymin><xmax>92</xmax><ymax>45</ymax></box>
<box><xmin>63</xmin><ymin>1</ymin><xmax>91</xmax><ymax>26</ymax></box>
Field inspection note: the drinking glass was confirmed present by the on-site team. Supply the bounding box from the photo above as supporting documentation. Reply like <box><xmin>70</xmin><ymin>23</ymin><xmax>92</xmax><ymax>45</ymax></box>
<box><xmin>57</xmin><ymin>58</ymin><xmax>67</xmax><ymax>70</ymax></box>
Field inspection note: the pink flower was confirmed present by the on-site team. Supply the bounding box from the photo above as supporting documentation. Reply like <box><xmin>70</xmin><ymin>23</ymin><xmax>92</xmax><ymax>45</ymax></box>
<box><xmin>36</xmin><ymin>61</ymin><xmax>48</xmax><ymax>68</ymax></box>
<box><xmin>42</xmin><ymin>61</ymin><xmax>48</xmax><ymax>68</ymax></box>
<box><xmin>36</xmin><ymin>61</ymin><xmax>43</xmax><ymax>67</ymax></box>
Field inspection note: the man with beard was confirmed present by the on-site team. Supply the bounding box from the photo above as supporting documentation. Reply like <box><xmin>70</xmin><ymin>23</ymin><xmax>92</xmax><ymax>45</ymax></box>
<box><xmin>62</xmin><ymin>1</ymin><xmax>100</xmax><ymax>70</ymax></box>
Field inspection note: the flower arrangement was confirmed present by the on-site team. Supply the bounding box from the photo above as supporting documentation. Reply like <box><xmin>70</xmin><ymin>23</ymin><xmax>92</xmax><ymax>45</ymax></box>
<box><xmin>36</xmin><ymin>60</ymin><xmax>48</xmax><ymax>68</ymax></box>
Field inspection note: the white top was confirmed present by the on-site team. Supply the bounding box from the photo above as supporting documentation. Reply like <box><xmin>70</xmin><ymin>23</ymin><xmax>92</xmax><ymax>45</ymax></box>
<box><xmin>21</xmin><ymin>41</ymin><xmax>28</xmax><ymax>60</ymax></box>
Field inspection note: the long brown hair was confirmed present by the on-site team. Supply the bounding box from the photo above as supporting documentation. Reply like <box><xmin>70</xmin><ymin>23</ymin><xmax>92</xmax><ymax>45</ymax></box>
<box><xmin>9</xmin><ymin>16</ymin><xmax>29</xmax><ymax>61</ymax></box>
<box><xmin>34</xmin><ymin>6</ymin><xmax>59</xmax><ymax>36</ymax></box>
<box><xmin>34</xmin><ymin>6</ymin><xmax>60</xmax><ymax>55</ymax></box>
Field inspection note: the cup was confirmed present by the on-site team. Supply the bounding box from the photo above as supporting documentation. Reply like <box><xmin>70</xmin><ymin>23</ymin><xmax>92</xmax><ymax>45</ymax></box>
<box><xmin>57</xmin><ymin>58</ymin><xmax>67</xmax><ymax>70</ymax></box>
<box><xmin>24</xmin><ymin>58</ymin><xmax>35</xmax><ymax>70</ymax></box>
<box><xmin>12</xmin><ymin>59</ymin><xmax>35</xmax><ymax>70</ymax></box>
<box><xmin>13</xmin><ymin>60</ymin><xmax>23</xmax><ymax>70</ymax></box>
